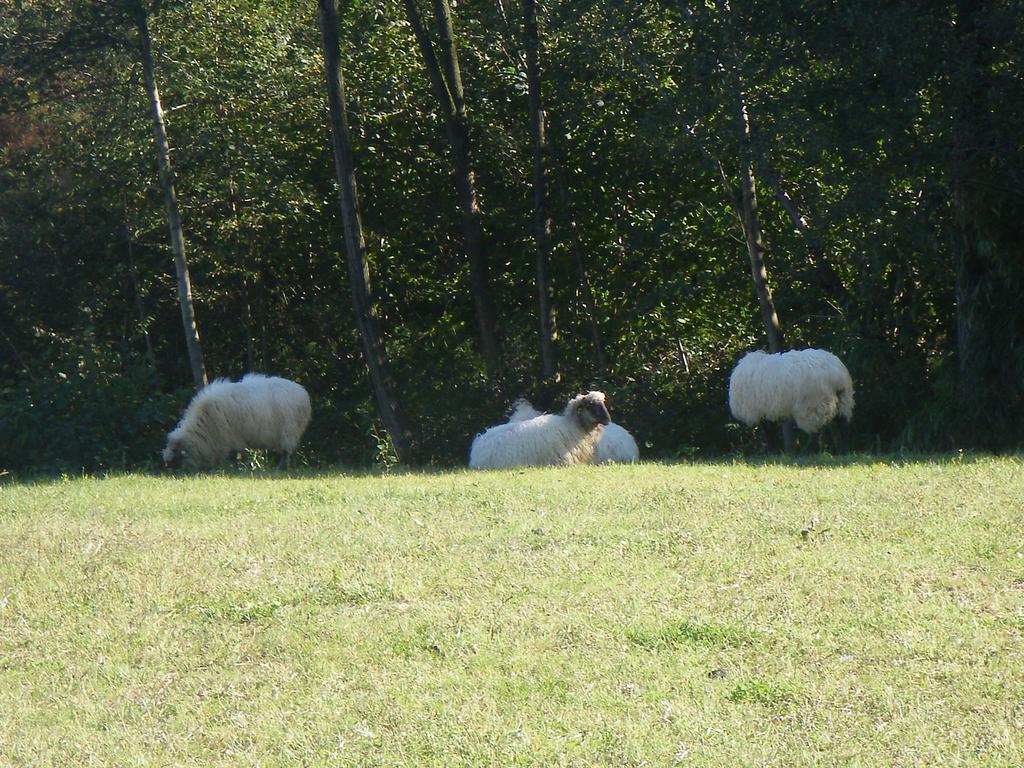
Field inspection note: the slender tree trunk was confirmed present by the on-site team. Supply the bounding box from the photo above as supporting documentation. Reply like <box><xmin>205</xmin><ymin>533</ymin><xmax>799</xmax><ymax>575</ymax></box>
<box><xmin>259</xmin><ymin>293</ymin><xmax>269</xmax><ymax>372</ymax></box>
<box><xmin>716</xmin><ymin>0</ymin><xmax>790</xmax><ymax>450</ymax></box>
<box><xmin>711</xmin><ymin>0</ymin><xmax>785</xmax><ymax>354</ymax></box>
<box><xmin>317</xmin><ymin>0</ymin><xmax>414</xmax><ymax>464</ymax></box>
<box><xmin>433</xmin><ymin>0</ymin><xmax>500</xmax><ymax>380</ymax></box>
<box><xmin>737</xmin><ymin>101</ymin><xmax>793</xmax><ymax>453</ymax></box>
<box><xmin>736</xmin><ymin>103</ymin><xmax>784</xmax><ymax>355</ymax></box>
<box><xmin>759</xmin><ymin>160</ymin><xmax>849</xmax><ymax>303</ymax></box>
<box><xmin>241</xmin><ymin>274</ymin><xmax>256</xmax><ymax>373</ymax></box>
<box><xmin>403</xmin><ymin>0</ymin><xmax>500</xmax><ymax>379</ymax></box>
<box><xmin>548</xmin><ymin>119</ymin><xmax>608</xmax><ymax>376</ymax></box>
<box><xmin>123</xmin><ymin>205</ymin><xmax>158</xmax><ymax>377</ymax></box>
<box><xmin>135</xmin><ymin>7</ymin><xmax>207</xmax><ymax>390</ymax></box>
<box><xmin>227</xmin><ymin>181</ymin><xmax>256</xmax><ymax>373</ymax></box>
<box><xmin>556</xmin><ymin>164</ymin><xmax>608</xmax><ymax>377</ymax></box>
<box><xmin>952</xmin><ymin>0</ymin><xmax>982</xmax><ymax>438</ymax></box>
<box><xmin>949</xmin><ymin>0</ymin><xmax>1024</xmax><ymax>449</ymax></box>
<box><xmin>522</xmin><ymin>0</ymin><xmax>558</xmax><ymax>382</ymax></box>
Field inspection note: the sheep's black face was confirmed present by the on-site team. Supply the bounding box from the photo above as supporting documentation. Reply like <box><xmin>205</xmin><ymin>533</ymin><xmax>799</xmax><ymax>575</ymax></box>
<box><xmin>577</xmin><ymin>394</ymin><xmax>610</xmax><ymax>430</ymax></box>
<box><xmin>162</xmin><ymin>440</ymin><xmax>187</xmax><ymax>470</ymax></box>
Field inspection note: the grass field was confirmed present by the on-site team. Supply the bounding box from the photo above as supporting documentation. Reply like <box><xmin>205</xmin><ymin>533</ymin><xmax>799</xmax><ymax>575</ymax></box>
<box><xmin>1</xmin><ymin>457</ymin><xmax>1022</xmax><ymax>766</ymax></box>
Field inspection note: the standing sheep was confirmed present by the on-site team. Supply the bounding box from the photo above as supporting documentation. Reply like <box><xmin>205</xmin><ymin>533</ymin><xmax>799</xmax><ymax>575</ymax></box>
<box><xmin>508</xmin><ymin>397</ymin><xmax>639</xmax><ymax>463</ymax></box>
<box><xmin>162</xmin><ymin>373</ymin><xmax>312</xmax><ymax>470</ymax></box>
<box><xmin>728</xmin><ymin>349</ymin><xmax>854</xmax><ymax>437</ymax></box>
<box><xmin>469</xmin><ymin>391</ymin><xmax>610</xmax><ymax>469</ymax></box>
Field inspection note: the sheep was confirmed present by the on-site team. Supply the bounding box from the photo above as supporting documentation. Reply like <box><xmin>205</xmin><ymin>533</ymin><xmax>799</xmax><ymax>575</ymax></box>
<box><xmin>508</xmin><ymin>397</ymin><xmax>639</xmax><ymax>464</ymax></box>
<box><xmin>507</xmin><ymin>397</ymin><xmax>544</xmax><ymax>423</ymax></box>
<box><xmin>594</xmin><ymin>422</ymin><xmax>641</xmax><ymax>464</ymax></box>
<box><xmin>469</xmin><ymin>391</ymin><xmax>610</xmax><ymax>469</ymax></box>
<box><xmin>162</xmin><ymin>373</ymin><xmax>312</xmax><ymax>470</ymax></box>
<box><xmin>728</xmin><ymin>348</ymin><xmax>854</xmax><ymax>438</ymax></box>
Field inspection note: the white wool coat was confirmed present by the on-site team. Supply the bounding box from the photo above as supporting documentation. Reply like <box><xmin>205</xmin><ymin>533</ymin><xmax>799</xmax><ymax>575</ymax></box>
<box><xmin>509</xmin><ymin>398</ymin><xmax>639</xmax><ymax>463</ymax></box>
<box><xmin>593</xmin><ymin>422</ymin><xmax>640</xmax><ymax>464</ymax></box>
<box><xmin>728</xmin><ymin>349</ymin><xmax>854</xmax><ymax>434</ymax></box>
<box><xmin>163</xmin><ymin>373</ymin><xmax>312</xmax><ymax>469</ymax></box>
<box><xmin>470</xmin><ymin>392</ymin><xmax>609</xmax><ymax>469</ymax></box>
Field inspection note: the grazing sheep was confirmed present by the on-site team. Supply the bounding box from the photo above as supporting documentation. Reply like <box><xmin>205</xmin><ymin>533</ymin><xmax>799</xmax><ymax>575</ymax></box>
<box><xmin>162</xmin><ymin>373</ymin><xmax>312</xmax><ymax>470</ymax></box>
<box><xmin>469</xmin><ymin>391</ymin><xmax>610</xmax><ymax>469</ymax></box>
<box><xmin>509</xmin><ymin>398</ymin><xmax>639</xmax><ymax>464</ymax></box>
<box><xmin>728</xmin><ymin>349</ymin><xmax>854</xmax><ymax>435</ymax></box>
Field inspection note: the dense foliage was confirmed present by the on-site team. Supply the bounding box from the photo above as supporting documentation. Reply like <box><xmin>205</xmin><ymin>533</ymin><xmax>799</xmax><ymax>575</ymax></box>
<box><xmin>1</xmin><ymin>0</ymin><xmax>1022</xmax><ymax>472</ymax></box>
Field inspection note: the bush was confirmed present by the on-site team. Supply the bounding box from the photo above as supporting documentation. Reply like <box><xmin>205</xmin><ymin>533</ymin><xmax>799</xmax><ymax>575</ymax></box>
<box><xmin>0</xmin><ymin>330</ymin><xmax>186</xmax><ymax>474</ymax></box>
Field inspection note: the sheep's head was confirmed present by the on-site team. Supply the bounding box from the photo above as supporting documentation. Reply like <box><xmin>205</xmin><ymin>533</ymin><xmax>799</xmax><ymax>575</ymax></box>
<box><xmin>162</xmin><ymin>434</ymin><xmax>192</xmax><ymax>470</ymax></box>
<box><xmin>566</xmin><ymin>390</ymin><xmax>610</xmax><ymax>431</ymax></box>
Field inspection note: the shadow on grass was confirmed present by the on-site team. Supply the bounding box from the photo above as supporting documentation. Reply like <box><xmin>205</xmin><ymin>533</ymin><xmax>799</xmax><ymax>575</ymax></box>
<box><xmin>672</xmin><ymin>449</ymin><xmax>1020</xmax><ymax>470</ymax></box>
<box><xmin>4</xmin><ymin>450</ymin><xmax>1019</xmax><ymax>487</ymax></box>
<box><xmin>0</xmin><ymin>461</ymin><xmax>468</xmax><ymax>487</ymax></box>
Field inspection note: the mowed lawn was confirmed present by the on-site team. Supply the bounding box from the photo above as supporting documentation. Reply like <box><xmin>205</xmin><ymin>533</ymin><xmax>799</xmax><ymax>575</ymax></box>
<box><xmin>1</xmin><ymin>458</ymin><xmax>1022</xmax><ymax>767</ymax></box>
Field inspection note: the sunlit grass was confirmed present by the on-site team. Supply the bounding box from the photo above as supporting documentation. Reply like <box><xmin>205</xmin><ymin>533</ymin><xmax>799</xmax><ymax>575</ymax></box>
<box><xmin>1</xmin><ymin>456</ymin><xmax>1022</xmax><ymax>766</ymax></box>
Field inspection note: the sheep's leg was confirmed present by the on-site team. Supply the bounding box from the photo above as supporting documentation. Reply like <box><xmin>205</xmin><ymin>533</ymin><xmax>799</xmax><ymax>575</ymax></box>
<box><xmin>781</xmin><ymin>421</ymin><xmax>795</xmax><ymax>454</ymax></box>
<box><xmin>836</xmin><ymin>417</ymin><xmax>850</xmax><ymax>454</ymax></box>
<box><xmin>762</xmin><ymin>422</ymin><xmax>780</xmax><ymax>454</ymax></box>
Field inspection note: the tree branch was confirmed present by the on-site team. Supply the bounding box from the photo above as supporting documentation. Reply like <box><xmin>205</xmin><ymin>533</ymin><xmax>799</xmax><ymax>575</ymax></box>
<box><xmin>403</xmin><ymin>0</ymin><xmax>456</xmax><ymax>119</ymax></box>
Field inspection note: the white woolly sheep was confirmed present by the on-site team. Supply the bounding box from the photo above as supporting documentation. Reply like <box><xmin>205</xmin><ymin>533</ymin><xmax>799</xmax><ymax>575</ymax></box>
<box><xmin>728</xmin><ymin>349</ymin><xmax>854</xmax><ymax>435</ymax></box>
<box><xmin>162</xmin><ymin>373</ymin><xmax>312</xmax><ymax>470</ymax></box>
<box><xmin>508</xmin><ymin>398</ymin><xmax>639</xmax><ymax>464</ymax></box>
<box><xmin>469</xmin><ymin>391</ymin><xmax>611</xmax><ymax>469</ymax></box>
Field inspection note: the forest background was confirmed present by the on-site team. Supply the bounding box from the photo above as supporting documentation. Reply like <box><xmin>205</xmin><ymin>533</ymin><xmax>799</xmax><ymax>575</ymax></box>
<box><xmin>1</xmin><ymin>0</ymin><xmax>1021</xmax><ymax>472</ymax></box>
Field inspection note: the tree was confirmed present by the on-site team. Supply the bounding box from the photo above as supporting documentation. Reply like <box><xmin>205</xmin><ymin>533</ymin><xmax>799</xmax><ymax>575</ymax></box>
<box><xmin>548</xmin><ymin>119</ymin><xmax>608</xmax><ymax>377</ymax></box>
<box><xmin>758</xmin><ymin>160</ymin><xmax>848</xmax><ymax>304</ymax></box>
<box><xmin>317</xmin><ymin>0</ymin><xmax>414</xmax><ymax>463</ymax></box>
<box><xmin>0</xmin><ymin>0</ymin><xmax>210</xmax><ymax>390</ymax></box>
<box><xmin>403</xmin><ymin>0</ymin><xmax>500</xmax><ymax>380</ymax></box>
<box><xmin>134</xmin><ymin>2</ymin><xmax>208</xmax><ymax>390</ymax></box>
<box><xmin>4</xmin><ymin>0</ymin><xmax>1024</xmax><ymax>471</ymax></box>
<box><xmin>710</xmin><ymin>2</ymin><xmax>783</xmax><ymax>353</ymax></box>
<box><xmin>714</xmin><ymin>0</ymin><xmax>791</xmax><ymax>450</ymax></box>
<box><xmin>734</xmin><ymin>103</ymin><xmax>783</xmax><ymax>355</ymax></box>
<box><xmin>522</xmin><ymin>0</ymin><xmax>559</xmax><ymax>382</ymax></box>
<box><xmin>947</xmin><ymin>0</ymin><xmax>1024</xmax><ymax>449</ymax></box>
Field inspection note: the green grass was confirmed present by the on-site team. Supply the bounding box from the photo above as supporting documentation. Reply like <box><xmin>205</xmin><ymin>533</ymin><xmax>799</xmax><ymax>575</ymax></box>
<box><xmin>1</xmin><ymin>457</ymin><xmax>1023</xmax><ymax>766</ymax></box>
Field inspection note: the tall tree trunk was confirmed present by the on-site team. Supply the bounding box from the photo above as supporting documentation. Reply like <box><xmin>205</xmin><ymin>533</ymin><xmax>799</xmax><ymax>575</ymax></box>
<box><xmin>240</xmin><ymin>273</ymin><xmax>256</xmax><ymax>373</ymax></box>
<box><xmin>522</xmin><ymin>0</ymin><xmax>558</xmax><ymax>382</ymax></box>
<box><xmin>759</xmin><ymin>159</ymin><xmax>849</xmax><ymax>303</ymax></box>
<box><xmin>135</xmin><ymin>7</ymin><xmax>207</xmax><ymax>390</ymax></box>
<box><xmin>556</xmin><ymin>163</ymin><xmax>608</xmax><ymax>377</ymax></box>
<box><xmin>318</xmin><ymin>0</ymin><xmax>414</xmax><ymax>464</ymax></box>
<box><xmin>123</xmin><ymin>204</ymin><xmax>158</xmax><ymax>378</ymax></box>
<box><xmin>548</xmin><ymin>119</ymin><xmax>608</xmax><ymax>376</ymax></box>
<box><xmin>403</xmin><ymin>0</ymin><xmax>500</xmax><ymax>379</ymax></box>
<box><xmin>736</xmin><ymin>102</ymin><xmax>784</xmax><ymax>355</ymax></box>
<box><xmin>949</xmin><ymin>0</ymin><xmax>1024</xmax><ymax>449</ymax></box>
<box><xmin>737</xmin><ymin>103</ymin><xmax>792</xmax><ymax>452</ymax></box>
<box><xmin>227</xmin><ymin>180</ymin><xmax>257</xmax><ymax>373</ymax></box>
<box><xmin>716</xmin><ymin>0</ymin><xmax>790</xmax><ymax>450</ymax></box>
